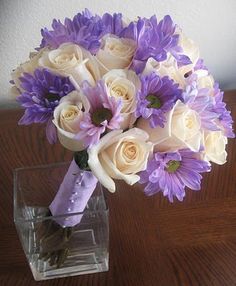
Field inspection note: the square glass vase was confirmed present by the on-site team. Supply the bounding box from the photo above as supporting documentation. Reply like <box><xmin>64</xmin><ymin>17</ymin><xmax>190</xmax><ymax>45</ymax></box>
<box><xmin>14</xmin><ymin>162</ymin><xmax>109</xmax><ymax>281</ymax></box>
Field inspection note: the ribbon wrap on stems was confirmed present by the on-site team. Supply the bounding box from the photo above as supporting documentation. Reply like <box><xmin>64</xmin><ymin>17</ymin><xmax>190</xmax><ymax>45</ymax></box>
<box><xmin>49</xmin><ymin>159</ymin><xmax>98</xmax><ymax>227</ymax></box>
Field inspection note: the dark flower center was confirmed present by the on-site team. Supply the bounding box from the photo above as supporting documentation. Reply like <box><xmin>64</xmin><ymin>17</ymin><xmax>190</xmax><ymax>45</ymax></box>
<box><xmin>91</xmin><ymin>108</ymin><xmax>112</xmax><ymax>126</ymax></box>
<box><xmin>184</xmin><ymin>71</ymin><xmax>192</xmax><ymax>78</ymax></box>
<box><xmin>46</xmin><ymin>93</ymin><xmax>60</xmax><ymax>102</ymax></box>
<box><xmin>166</xmin><ymin>160</ymin><xmax>180</xmax><ymax>173</ymax></box>
<box><xmin>146</xmin><ymin>94</ymin><xmax>162</xmax><ymax>109</ymax></box>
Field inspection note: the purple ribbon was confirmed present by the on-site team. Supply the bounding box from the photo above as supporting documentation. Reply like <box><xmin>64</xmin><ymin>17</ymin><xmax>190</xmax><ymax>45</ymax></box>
<box><xmin>49</xmin><ymin>159</ymin><xmax>98</xmax><ymax>227</ymax></box>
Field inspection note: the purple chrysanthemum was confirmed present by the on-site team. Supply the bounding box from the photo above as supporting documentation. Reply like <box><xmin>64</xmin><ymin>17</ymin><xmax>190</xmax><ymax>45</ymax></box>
<box><xmin>182</xmin><ymin>82</ymin><xmax>220</xmax><ymax>131</ymax></box>
<box><xmin>75</xmin><ymin>81</ymin><xmax>123</xmax><ymax>147</ymax></box>
<box><xmin>100</xmin><ymin>12</ymin><xmax>124</xmax><ymax>36</ymax></box>
<box><xmin>17</xmin><ymin>69</ymin><xmax>75</xmax><ymax>125</ymax></box>
<box><xmin>139</xmin><ymin>149</ymin><xmax>211</xmax><ymax>202</ymax></box>
<box><xmin>39</xmin><ymin>11</ymin><xmax>191</xmax><ymax>74</ymax></box>
<box><xmin>212</xmin><ymin>84</ymin><xmax>235</xmax><ymax>138</ymax></box>
<box><xmin>136</xmin><ymin>72</ymin><xmax>182</xmax><ymax>128</ymax></box>
<box><xmin>121</xmin><ymin>15</ymin><xmax>191</xmax><ymax>73</ymax></box>
<box><xmin>39</xmin><ymin>10</ymin><xmax>125</xmax><ymax>54</ymax></box>
<box><xmin>194</xmin><ymin>59</ymin><xmax>208</xmax><ymax>71</ymax></box>
<box><xmin>182</xmin><ymin>78</ymin><xmax>234</xmax><ymax>138</ymax></box>
<box><xmin>39</xmin><ymin>9</ymin><xmax>104</xmax><ymax>53</ymax></box>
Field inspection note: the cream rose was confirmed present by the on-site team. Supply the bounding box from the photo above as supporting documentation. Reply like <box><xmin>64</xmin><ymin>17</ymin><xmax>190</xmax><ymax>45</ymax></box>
<box><xmin>203</xmin><ymin>131</ymin><xmax>227</xmax><ymax>165</ymax></box>
<box><xmin>142</xmin><ymin>31</ymin><xmax>200</xmax><ymax>88</ymax></box>
<box><xmin>88</xmin><ymin>128</ymin><xmax>153</xmax><ymax>192</ymax></box>
<box><xmin>142</xmin><ymin>57</ymin><xmax>189</xmax><ymax>89</ymax></box>
<box><xmin>103</xmin><ymin>69</ymin><xmax>140</xmax><ymax>129</ymax></box>
<box><xmin>53</xmin><ymin>90</ymin><xmax>89</xmax><ymax>151</ymax></box>
<box><xmin>178</xmin><ymin>31</ymin><xmax>200</xmax><ymax>69</ymax></box>
<box><xmin>11</xmin><ymin>49</ymin><xmax>45</xmax><ymax>96</ymax></box>
<box><xmin>137</xmin><ymin>100</ymin><xmax>202</xmax><ymax>152</ymax></box>
<box><xmin>96</xmin><ymin>35</ymin><xmax>136</xmax><ymax>75</ymax></box>
<box><xmin>196</xmin><ymin>72</ymin><xmax>215</xmax><ymax>91</ymax></box>
<box><xmin>39</xmin><ymin>43</ymin><xmax>100</xmax><ymax>86</ymax></box>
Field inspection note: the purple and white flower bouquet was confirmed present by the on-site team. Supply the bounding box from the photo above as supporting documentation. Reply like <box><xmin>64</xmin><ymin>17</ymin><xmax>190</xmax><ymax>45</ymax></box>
<box><xmin>11</xmin><ymin>9</ymin><xmax>234</xmax><ymax>275</ymax></box>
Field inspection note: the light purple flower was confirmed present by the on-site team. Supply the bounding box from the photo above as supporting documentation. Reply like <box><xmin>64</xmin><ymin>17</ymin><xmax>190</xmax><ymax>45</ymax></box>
<box><xmin>212</xmin><ymin>84</ymin><xmax>235</xmax><ymax>138</ymax></box>
<box><xmin>75</xmin><ymin>81</ymin><xmax>123</xmax><ymax>147</ymax></box>
<box><xmin>182</xmin><ymin>78</ymin><xmax>234</xmax><ymax>138</ymax></box>
<box><xmin>136</xmin><ymin>72</ymin><xmax>182</xmax><ymax>128</ymax></box>
<box><xmin>182</xmin><ymin>82</ymin><xmax>220</xmax><ymax>131</ymax></box>
<box><xmin>121</xmin><ymin>15</ymin><xmax>191</xmax><ymax>73</ymax></box>
<box><xmin>139</xmin><ymin>149</ymin><xmax>211</xmax><ymax>202</ymax></box>
<box><xmin>194</xmin><ymin>59</ymin><xmax>208</xmax><ymax>71</ymax></box>
<box><xmin>17</xmin><ymin>69</ymin><xmax>75</xmax><ymax>125</ymax></box>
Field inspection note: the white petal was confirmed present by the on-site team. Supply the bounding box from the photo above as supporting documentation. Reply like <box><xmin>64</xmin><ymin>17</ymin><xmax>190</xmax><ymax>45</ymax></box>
<box><xmin>59</xmin><ymin>90</ymin><xmax>90</xmax><ymax>112</ymax></box>
<box><xmin>100</xmin><ymin>150</ymin><xmax>140</xmax><ymax>185</ymax></box>
<box><xmin>87</xmin><ymin>128</ymin><xmax>151</xmax><ymax>191</ymax></box>
<box><xmin>119</xmin><ymin>113</ymin><xmax>136</xmax><ymax>130</ymax></box>
<box><xmin>87</xmin><ymin>130</ymin><xmax>123</xmax><ymax>192</ymax></box>
<box><xmin>57</xmin><ymin>130</ymin><xmax>85</xmax><ymax>151</ymax></box>
<box><xmin>69</xmin><ymin>59</ymin><xmax>96</xmax><ymax>86</ymax></box>
<box><xmin>136</xmin><ymin>107</ymin><xmax>173</xmax><ymax>144</ymax></box>
<box><xmin>207</xmin><ymin>151</ymin><xmax>227</xmax><ymax>165</ymax></box>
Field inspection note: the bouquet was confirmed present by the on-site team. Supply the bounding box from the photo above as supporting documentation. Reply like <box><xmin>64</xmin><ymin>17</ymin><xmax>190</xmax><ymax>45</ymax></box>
<box><xmin>11</xmin><ymin>9</ymin><xmax>234</xmax><ymax>272</ymax></box>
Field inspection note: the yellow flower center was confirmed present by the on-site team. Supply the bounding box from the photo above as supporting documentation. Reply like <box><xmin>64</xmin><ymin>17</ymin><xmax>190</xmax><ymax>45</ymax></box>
<box><xmin>166</xmin><ymin>160</ymin><xmax>180</xmax><ymax>173</ymax></box>
<box><xmin>146</xmin><ymin>94</ymin><xmax>162</xmax><ymax>109</ymax></box>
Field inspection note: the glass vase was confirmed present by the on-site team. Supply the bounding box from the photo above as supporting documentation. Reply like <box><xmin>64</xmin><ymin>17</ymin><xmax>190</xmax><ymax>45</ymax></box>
<box><xmin>13</xmin><ymin>162</ymin><xmax>109</xmax><ymax>281</ymax></box>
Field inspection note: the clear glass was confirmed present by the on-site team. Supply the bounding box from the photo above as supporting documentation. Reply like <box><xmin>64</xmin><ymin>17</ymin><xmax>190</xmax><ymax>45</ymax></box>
<box><xmin>14</xmin><ymin>162</ymin><xmax>109</xmax><ymax>281</ymax></box>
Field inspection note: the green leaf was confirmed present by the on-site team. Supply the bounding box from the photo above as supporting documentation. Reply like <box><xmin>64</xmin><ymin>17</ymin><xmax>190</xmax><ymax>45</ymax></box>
<box><xmin>74</xmin><ymin>150</ymin><xmax>90</xmax><ymax>171</ymax></box>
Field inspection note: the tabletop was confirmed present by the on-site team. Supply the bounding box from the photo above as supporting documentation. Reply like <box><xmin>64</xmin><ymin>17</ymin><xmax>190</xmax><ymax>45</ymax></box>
<box><xmin>0</xmin><ymin>90</ymin><xmax>235</xmax><ymax>286</ymax></box>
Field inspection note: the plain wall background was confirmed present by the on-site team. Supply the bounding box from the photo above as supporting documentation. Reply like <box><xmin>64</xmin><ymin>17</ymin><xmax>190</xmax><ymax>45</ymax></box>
<box><xmin>0</xmin><ymin>0</ymin><xmax>236</xmax><ymax>103</ymax></box>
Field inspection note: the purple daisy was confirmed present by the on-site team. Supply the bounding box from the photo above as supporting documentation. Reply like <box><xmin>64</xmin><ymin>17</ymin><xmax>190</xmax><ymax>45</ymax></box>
<box><xmin>39</xmin><ymin>9</ymin><xmax>104</xmax><ymax>53</ymax></box>
<box><xmin>101</xmin><ymin>12</ymin><xmax>124</xmax><ymax>36</ymax></box>
<box><xmin>17</xmin><ymin>69</ymin><xmax>75</xmax><ymax>125</ymax></box>
<box><xmin>194</xmin><ymin>59</ymin><xmax>208</xmax><ymax>71</ymax></box>
<box><xmin>139</xmin><ymin>149</ymin><xmax>211</xmax><ymax>202</ymax></box>
<box><xmin>39</xmin><ymin>10</ymin><xmax>125</xmax><ymax>54</ymax></box>
<box><xmin>75</xmin><ymin>81</ymin><xmax>123</xmax><ymax>147</ymax></box>
<box><xmin>182</xmin><ymin>82</ymin><xmax>220</xmax><ymax>131</ymax></box>
<box><xmin>212</xmin><ymin>84</ymin><xmax>235</xmax><ymax>138</ymax></box>
<box><xmin>121</xmin><ymin>15</ymin><xmax>191</xmax><ymax>73</ymax></box>
<box><xmin>39</xmin><ymin>11</ymin><xmax>191</xmax><ymax>74</ymax></box>
<box><xmin>136</xmin><ymin>72</ymin><xmax>182</xmax><ymax>128</ymax></box>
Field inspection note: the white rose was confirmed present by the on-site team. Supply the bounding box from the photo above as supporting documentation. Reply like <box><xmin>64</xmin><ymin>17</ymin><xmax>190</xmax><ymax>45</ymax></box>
<box><xmin>142</xmin><ymin>56</ymin><xmax>189</xmax><ymax>89</ymax></box>
<box><xmin>88</xmin><ymin>128</ymin><xmax>153</xmax><ymax>192</ymax></box>
<box><xmin>142</xmin><ymin>31</ymin><xmax>200</xmax><ymax>89</ymax></box>
<box><xmin>96</xmin><ymin>35</ymin><xmax>136</xmax><ymax>75</ymax></box>
<box><xmin>203</xmin><ymin>131</ymin><xmax>227</xmax><ymax>165</ymax></box>
<box><xmin>10</xmin><ymin>86</ymin><xmax>21</xmax><ymax>99</ymax></box>
<box><xmin>196</xmin><ymin>73</ymin><xmax>214</xmax><ymax>90</ymax></box>
<box><xmin>39</xmin><ymin>43</ymin><xmax>100</xmax><ymax>86</ymax></box>
<box><xmin>137</xmin><ymin>100</ymin><xmax>202</xmax><ymax>152</ymax></box>
<box><xmin>178</xmin><ymin>31</ymin><xmax>200</xmax><ymax>69</ymax></box>
<box><xmin>103</xmin><ymin>69</ymin><xmax>140</xmax><ymax>129</ymax></box>
<box><xmin>53</xmin><ymin>90</ymin><xmax>89</xmax><ymax>151</ymax></box>
<box><xmin>11</xmin><ymin>49</ymin><xmax>46</xmax><ymax>96</ymax></box>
